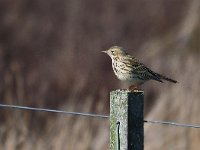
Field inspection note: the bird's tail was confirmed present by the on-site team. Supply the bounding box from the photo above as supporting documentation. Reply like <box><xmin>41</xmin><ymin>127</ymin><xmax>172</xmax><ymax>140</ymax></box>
<box><xmin>148</xmin><ymin>69</ymin><xmax>178</xmax><ymax>83</ymax></box>
<box><xmin>159</xmin><ymin>74</ymin><xmax>178</xmax><ymax>83</ymax></box>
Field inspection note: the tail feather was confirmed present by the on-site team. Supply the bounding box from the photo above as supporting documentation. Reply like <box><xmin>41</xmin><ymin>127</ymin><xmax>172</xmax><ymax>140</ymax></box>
<box><xmin>161</xmin><ymin>75</ymin><xmax>178</xmax><ymax>83</ymax></box>
<box><xmin>156</xmin><ymin>73</ymin><xmax>177</xmax><ymax>83</ymax></box>
<box><xmin>148</xmin><ymin>69</ymin><xmax>177</xmax><ymax>83</ymax></box>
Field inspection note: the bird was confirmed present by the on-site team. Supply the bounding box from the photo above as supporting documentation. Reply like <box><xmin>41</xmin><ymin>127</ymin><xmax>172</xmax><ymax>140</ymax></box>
<box><xmin>102</xmin><ymin>46</ymin><xmax>177</xmax><ymax>91</ymax></box>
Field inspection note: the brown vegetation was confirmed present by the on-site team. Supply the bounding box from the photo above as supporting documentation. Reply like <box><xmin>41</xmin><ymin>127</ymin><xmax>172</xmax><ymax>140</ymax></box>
<box><xmin>0</xmin><ymin>0</ymin><xmax>200</xmax><ymax>149</ymax></box>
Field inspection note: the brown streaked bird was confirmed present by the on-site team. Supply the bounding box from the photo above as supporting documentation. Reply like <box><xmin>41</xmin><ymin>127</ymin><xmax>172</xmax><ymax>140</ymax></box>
<box><xmin>102</xmin><ymin>46</ymin><xmax>177</xmax><ymax>90</ymax></box>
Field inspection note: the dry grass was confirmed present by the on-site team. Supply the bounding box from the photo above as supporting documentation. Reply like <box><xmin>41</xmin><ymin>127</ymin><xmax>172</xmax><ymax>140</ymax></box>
<box><xmin>0</xmin><ymin>0</ymin><xmax>200</xmax><ymax>149</ymax></box>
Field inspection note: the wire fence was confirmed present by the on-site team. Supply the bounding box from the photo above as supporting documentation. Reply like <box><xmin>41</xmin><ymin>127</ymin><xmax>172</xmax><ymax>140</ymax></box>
<box><xmin>0</xmin><ymin>104</ymin><xmax>109</xmax><ymax>118</ymax></box>
<box><xmin>0</xmin><ymin>103</ymin><xmax>200</xmax><ymax>128</ymax></box>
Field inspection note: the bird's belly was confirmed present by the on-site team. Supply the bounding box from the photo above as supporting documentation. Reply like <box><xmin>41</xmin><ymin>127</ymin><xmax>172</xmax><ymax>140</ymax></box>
<box><xmin>114</xmin><ymin>72</ymin><xmax>145</xmax><ymax>84</ymax></box>
<box><xmin>112</xmin><ymin>61</ymin><xmax>145</xmax><ymax>85</ymax></box>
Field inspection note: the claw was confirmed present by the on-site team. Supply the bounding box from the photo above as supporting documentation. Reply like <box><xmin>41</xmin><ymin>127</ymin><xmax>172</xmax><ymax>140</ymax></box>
<box><xmin>128</xmin><ymin>85</ymin><xmax>141</xmax><ymax>92</ymax></box>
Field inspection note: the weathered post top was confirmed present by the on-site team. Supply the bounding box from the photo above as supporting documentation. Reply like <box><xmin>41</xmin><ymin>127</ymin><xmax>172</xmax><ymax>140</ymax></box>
<box><xmin>110</xmin><ymin>89</ymin><xmax>144</xmax><ymax>150</ymax></box>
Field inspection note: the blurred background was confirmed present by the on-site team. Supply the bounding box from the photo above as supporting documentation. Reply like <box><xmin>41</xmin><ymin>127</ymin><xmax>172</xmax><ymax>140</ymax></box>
<box><xmin>0</xmin><ymin>0</ymin><xmax>200</xmax><ymax>149</ymax></box>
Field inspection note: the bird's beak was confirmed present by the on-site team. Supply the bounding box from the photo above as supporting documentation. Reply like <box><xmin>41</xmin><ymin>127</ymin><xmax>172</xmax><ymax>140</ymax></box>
<box><xmin>101</xmin><ymin>51</ymin><xmax>107</xmax><ymax>53</ymax></box>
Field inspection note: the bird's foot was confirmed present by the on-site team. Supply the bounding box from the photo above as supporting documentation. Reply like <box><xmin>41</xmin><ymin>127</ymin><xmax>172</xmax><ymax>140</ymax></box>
<box><xmin>128</xmin><ymin>85</ymin><xmax>141</xmax><ymax>92</ymax></box>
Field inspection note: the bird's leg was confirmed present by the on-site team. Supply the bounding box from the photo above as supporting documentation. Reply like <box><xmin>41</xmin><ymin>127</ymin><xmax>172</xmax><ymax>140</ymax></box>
<box><xmin>128</xmin><ymin>85</ymin><xmax>141</xmax><ymax>92</ymax></box>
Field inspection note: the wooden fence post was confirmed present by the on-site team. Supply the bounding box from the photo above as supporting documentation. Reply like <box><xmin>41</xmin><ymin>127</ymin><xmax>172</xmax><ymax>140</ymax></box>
<box><xmin>110</xmin><ymin>90</ymin><xmax>144</xmax><ymax>150</ymax></box>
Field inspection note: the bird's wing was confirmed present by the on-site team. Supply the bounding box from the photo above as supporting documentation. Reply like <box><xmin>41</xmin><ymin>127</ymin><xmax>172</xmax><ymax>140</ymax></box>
<box><xmin>123</xmin><ymin>55</ymin><xmax>163</xmax><ymax>82</ymax></box>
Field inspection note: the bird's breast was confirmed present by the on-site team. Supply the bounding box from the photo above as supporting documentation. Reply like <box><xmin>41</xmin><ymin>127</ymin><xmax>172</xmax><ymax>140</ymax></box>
<box><xmin>111</xmin><ymin>59</ymin><xmax>145</xmax><ymax>84</ymax></box>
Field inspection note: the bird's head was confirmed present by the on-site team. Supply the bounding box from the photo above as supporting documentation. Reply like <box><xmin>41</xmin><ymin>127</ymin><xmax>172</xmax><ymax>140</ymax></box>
<box><xmin>102</xmin><ymin>46</ymin><xmax>127</xmax><ymax>58</ymax></box>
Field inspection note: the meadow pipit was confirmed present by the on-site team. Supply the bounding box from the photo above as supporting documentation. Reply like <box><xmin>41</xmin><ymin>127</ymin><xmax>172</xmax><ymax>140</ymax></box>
<box><xmin>102</xmin><ymin>46</ymin><xmax>177</xmax><ymax>90</ymax></box>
